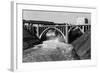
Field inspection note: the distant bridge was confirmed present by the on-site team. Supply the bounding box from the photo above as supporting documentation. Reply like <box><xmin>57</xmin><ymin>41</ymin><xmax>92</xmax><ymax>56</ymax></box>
<box><xmin>23</xmin><ymin>20</ymin><xmax>91</xmax><ymax>43</ymax></box>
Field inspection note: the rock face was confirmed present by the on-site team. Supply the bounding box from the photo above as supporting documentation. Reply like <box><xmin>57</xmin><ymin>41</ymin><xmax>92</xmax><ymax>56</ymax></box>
<box><xmin>71</xmin><ymin>30</ymin><xmax>91</xmax><ymax>59</ymax></box>
<box><xmin>23</xmin><ymin>28</ymin><xmax>41</xmax><ymax>50</ymax></box>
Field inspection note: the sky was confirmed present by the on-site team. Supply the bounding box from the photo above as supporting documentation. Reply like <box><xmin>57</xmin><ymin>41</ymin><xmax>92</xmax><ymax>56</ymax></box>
<box><xmin>23</xmin><ymin>10</ymin><xmax>91</xmax><ymax>24</ymax></box>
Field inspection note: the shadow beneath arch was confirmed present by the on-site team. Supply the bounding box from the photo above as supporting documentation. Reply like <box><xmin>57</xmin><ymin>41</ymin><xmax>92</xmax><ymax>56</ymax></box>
<box><xmin>68</xmin><ymin>26</ymin><xmax>83</xmax><ymax>43</ymax></box>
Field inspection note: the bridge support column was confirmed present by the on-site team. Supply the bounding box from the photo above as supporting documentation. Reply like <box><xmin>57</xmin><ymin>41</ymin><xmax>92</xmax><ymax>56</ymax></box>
<box><xmin>65</xmin><ymin>24</ymin><xmax>68</xmax><ymax>43</ymax></box>
<box><xmin>36</xmin><ymin>24</ymin><xmax>39</xmax><ymax>37</ymax></box>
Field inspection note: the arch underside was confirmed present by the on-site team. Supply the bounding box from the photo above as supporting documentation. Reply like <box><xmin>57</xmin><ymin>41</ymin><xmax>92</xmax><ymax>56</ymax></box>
<box><xmin>39</xmin><ymin>27</ymin><xmax>66</xmax><ymax>41</ymax></box>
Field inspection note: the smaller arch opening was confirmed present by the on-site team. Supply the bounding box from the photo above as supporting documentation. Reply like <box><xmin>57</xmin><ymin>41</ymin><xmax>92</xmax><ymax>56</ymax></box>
<box><xmin>68</xmin><ymin>26</ymin><xmax>83</xmax><ymax>43</ymax></box>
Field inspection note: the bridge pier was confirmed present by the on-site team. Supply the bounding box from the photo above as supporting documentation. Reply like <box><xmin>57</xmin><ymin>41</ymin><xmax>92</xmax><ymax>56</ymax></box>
<box><xmin>65</xmin><ymin>24</ymin><xmax>68</xmax><ymax>43</ymax></box>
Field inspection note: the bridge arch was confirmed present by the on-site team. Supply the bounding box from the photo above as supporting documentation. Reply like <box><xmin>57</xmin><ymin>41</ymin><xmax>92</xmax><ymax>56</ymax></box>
<box><xmin>68</xmin><ymin>26</ymin><xmax>84</xmax><ymax>43</ymax></box>
<box><xmin>39</xmin><ymin>27</ymin><xmax>66</xmax><ymax>41</ymax></box>
<box><xmin>68</xmin><ymin>26</ymin><xmax>84</xmax><ymax>34</ymax></box>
